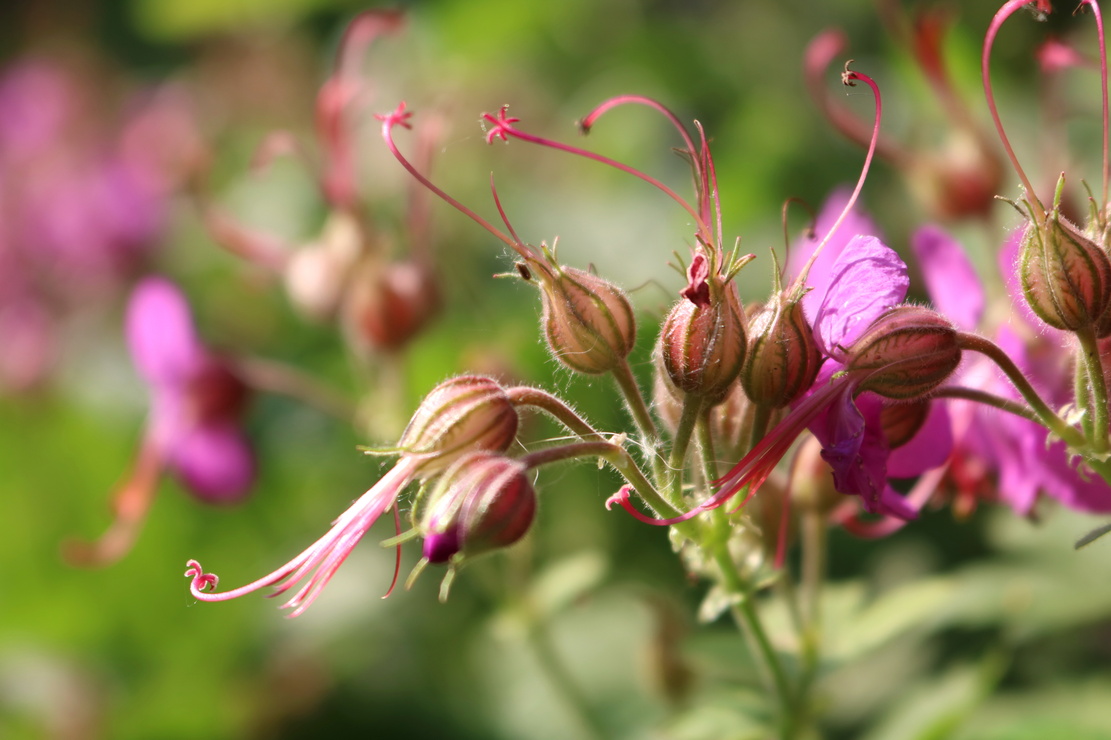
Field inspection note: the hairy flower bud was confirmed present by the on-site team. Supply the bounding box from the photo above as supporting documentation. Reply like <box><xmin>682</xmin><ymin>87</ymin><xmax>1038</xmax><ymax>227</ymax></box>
<box><xmin>658</xmin><ymin>283</ymin><xmax>746</xmax><ymax>404</ymax></box>
<box><xmin>846</xmin><ymin>305</ymin><xmax>960</xmax><ymax>399</ymax></box>
<box><xmin>1019</xmin><ymin>208</ymin><xmax>1111</xmax><ymax>333</ymax></box>
<box><xmin>418</xmin><ymin>451</ymin><xmax>536</xmax><ymax>564</ymax></box>
<box><xmin>284</xmin><ymin>211</ymin><xmax>362</xmax><ymax>321</ymax></box>
<box><xmin>399</xmin><ymin>375</ymin><xmax>519</xmax><ymax>474</ymax></box>
<box><xmin>880</xmin><ymin>398</ymin><xmax>930</xmax><ymax>449</ymax></box>
<box><xmin>536</xmin><ymin>262</ymin><xmax>636</xmax><ymax>375</ymax></box>
<box><xmin>741</xmin><ymin>294</ymin><xmax>821</xmax><ymax>408</ymax></box>
<box><xmin>909</xmin><ymin>131</ymin><xmax>1004</xmax><ymax>222</ymax></box>
<box><xmin>344</xmin><ymin>259</ymin><xmax>440</xmax><ymax>352</ymax></box>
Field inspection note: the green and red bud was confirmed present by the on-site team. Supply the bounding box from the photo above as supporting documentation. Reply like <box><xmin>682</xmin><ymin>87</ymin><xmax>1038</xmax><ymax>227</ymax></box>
<box><xmin>418</xmin><ymin>451</ymin><xmax>536</xmax><ymax>564</ymax></box>
<box><xmin>741</xmin><ymin>293</ymin><xmax>821</xmax><ymax>408</ymax></box>
<box><xmin>846</xmin><ymin>305</ymin><xmax>961</xmax><ymax>399</ymax></box>
<box><xmin>398</xmin><ymin>375</ymin><xmax>519</xmax><ymax>474</ymax></box>
<box><xmin>344</xmin><ymin>258</ymin><xmax>440</xmax><ymax>353</ymax></box>
<box><xmin>658</xmin><ymin>281</ymin><xmax>747</xmax><ymax>404</ymax></box>
<box><xmin>533</xmin><ymin>260</ymin><xmax>636</xmax><ymax>375</ymax></box>
<box><xmin>1019</xmin><ymin>206</ymin><xmax>1111</xmax><ymax>333</ymax></box>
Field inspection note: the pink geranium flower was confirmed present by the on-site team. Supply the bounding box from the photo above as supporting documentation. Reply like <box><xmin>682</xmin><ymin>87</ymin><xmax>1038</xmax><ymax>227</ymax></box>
<box><xmin>66</xmin><ymin>277</ymin><xmax>254</xmax><ymax>565</ymax></box>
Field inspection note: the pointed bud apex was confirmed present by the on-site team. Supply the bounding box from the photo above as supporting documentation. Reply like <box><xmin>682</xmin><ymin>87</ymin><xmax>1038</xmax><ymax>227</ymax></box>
<box><xmin>399</xmin><ymin>376</ymin><xmax>519</xmax><ymax>474</ymax></box>
<box><xmin>345</xmin><ymin>259</ymin><xmax>440</xmax><ymax>352</ymax></box>
<box><xmin>1019</xmin><ymin>207</ymin><xmax>1111</xmax><ymax>332</ymax></box>
<box><xmin>741</xmin><ymin>294</ymin><xmax>821</xmax><ymax>408</ymax></box>
<box><xmin>846</xmin><ymin>305</ymin><xmax>960</xmax><ymax>399</ymax></box>
<box><xmin>418</xmin><ymin>452</ymin><xmax>536</xmax><ymax>564</ymax></box>
<box><xmin>658</xmin><ymin>282</ymin><xmax>746</xmax><ymax>403</ymax></box>
<box><xmin>536</xmin><ymin>262</ymin><xmax>636</xmax><ymax>375</ymax></box>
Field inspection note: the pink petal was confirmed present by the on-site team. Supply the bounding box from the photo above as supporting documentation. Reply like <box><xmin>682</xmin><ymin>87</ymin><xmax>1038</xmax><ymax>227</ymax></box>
<box><xmin>168</xmin><ymin>422</ymin><xmax>255</xmax><ymax>503</ymax></box>
<box><xmin>911</xmin><ymin>225</ymin><xmax>984</xmax><ymax>331</ymax></box>
<box><xmin>887</xmin><ymin>401</ymin><xmax>953</xmax><ymax>478</ymax></box>
<box><xmin>126</xmin><ymin>277</ymin><xmax>205</xmax><ymax>387</ymax></box>
<box><xmin>811</xmin><ymin>235</ymin><xmax>909</xmax><ymax>355</ymax></box>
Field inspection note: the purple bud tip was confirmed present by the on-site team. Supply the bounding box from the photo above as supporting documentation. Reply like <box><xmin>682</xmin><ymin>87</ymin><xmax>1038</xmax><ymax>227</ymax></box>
<box><xmin>423</xmin><ymin>526</ymin><xmax>462</xmax><ymax>564</ymax></box>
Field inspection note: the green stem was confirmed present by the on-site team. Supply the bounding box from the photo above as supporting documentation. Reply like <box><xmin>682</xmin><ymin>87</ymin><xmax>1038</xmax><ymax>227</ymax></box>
<box><xmin>611</xmin><ymin>358</ymin><xmax>658</xmax><ymax>441</ymax></box>
<box><xmin>711</xmin><ymin>549</ymin><xmax>797</xmax><ymax>738</ymax></box>
<box><xmin>931</xmin><ymin>387</ymin><xmax>1043</xmax><ymax>424</ymax></box>
<box><xmin>524</xmin><ymin>611</ymin><xmax>608</xmax><ymax>740</ymax></box>
<box><xmin>610</xmin><ymin>358</ymin><xmax>665</xmax><ymax>483</ymax></box>
<box><xmin>666</xmin><ymin>395</ymin><xmax>704</xmax><ymax>507</ymax></box>
<box><xmin>505</xmin><ymin>386</ymin><xmax>601</xmax><ymax>439</ymax></box>
<box><xmin>522</xmin><ymin>441</ymin><xmax>691</xmax><ymax>532</ymax></box>
<box><xmin>958</xmin><ymin>332</ymin><xmax>1084</xmax><ymax>447</ymax></box>
<box><xmin>696</xmin><ymin>409</ymin><xmax>720</xmax><ymax>486</ymax></box>
<box><xmin>1076</xmin><ymin>328</ymin><xmax>1110</xmax><ymax>454</ymax></box>
<box><xmin>749</xmin><ymin>403</ymin><xmax>773</xmax><ymax>451</ymax></box>
<box><xmin>1076</xmin><ymin>352</ymin><xmax>1096</xmax><ymax>443</ymax></box>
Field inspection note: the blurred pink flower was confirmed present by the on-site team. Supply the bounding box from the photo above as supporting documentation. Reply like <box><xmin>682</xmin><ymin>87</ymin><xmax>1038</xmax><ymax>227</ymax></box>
<box><xmin>66</xmin><ymin>277</ymin><xmax>255</xmax><ymax>566</ymax></box>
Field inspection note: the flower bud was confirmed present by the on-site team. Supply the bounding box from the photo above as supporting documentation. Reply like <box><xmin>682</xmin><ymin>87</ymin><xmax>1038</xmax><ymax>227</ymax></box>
<box><xmin>418</xmin><ymin>451</ymin><xmax>536</xmax><ymax>564</ymax></box>
<box><xmin>1019</xmin><ymin>209</ymin><xmax>1111</xmax><ymax>332</ymax></box>
<box><xmin>535</xmin><ymin>262</ymin><xmax>636</xmax><ymax>375</ymax></box>
<box><xmin>658</xmin><ymin>283</ymin><xmax>746</xmax><ymax>404</ymax></box>
<box><xmin>741</xmin><ymin>294</ymin><xmax>821</xmax><ymax>408</ymax></box>
<box><xmin>846</xmin><ymin>305</ymin><xmax>960</xmax><ymax>400</ymax></box>
<box><xmin>344</xmin><ymin>259</ymin><xmax>440</xmax><ymax>352</ymax></box>
<box><xmin>880</xmin><ymin>398</ymin><xmax>930</xmax><ymax>449</ymax></box>
<box><xmin>908</xmin><ymin>131</ymin><xmax>1004</xmax><ymax>222</ymax></box>
<box><xmin>399</xmin><ymin>375</ymin><xmax>519</xmax><ymax>474</ymax></box>
<box><xmin>283</xmin><ymin>211</ymin><xmax>362</xmax><ymax>321</ymax></box>
<box><xmin>187</xmin><ymin>357</ymin><xmax>251</xmax><ymax>425</ymax></box>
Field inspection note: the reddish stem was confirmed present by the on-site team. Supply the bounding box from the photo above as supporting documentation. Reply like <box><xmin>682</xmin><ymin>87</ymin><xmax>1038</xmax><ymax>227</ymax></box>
<box><xmin>378</xmin><ymin>103</ymin><xmax>530</xmax><ymax>260</ymax></box>
<box><xmin>580</xmin><ymin>95</ymin><xmax>700</xmax><ymax>164</ymax></box>
<box><xmin>982</xmin><ymin>0</ymin><xmax>1053</xmax><ymax>221</ymax></box>
<box><xmin>1081</xmin><ymin>0</ymin><xmax>1110</xmax><ymax>212</ymax></box>
<box><xmin>794</xmin><ymin>64</ymin><xmax>884</xmax><ymax>288</ymax></box>
<box><xmin>483</xmin><ymin>107</ymin><xmax>713</xmax><ymax>243</ymax></box>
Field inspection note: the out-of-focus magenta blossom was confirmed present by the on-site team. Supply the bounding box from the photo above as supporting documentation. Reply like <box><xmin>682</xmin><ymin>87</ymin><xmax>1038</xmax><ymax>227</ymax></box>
<box><xmin>0</xmin><ymin>58</ymin><xmax>196</xmax><ymax>393</ymax></box>
<box><xmin>66</xmin><ymin>278</ymin><xmax>254</xmax><ymax>566</ymax></box>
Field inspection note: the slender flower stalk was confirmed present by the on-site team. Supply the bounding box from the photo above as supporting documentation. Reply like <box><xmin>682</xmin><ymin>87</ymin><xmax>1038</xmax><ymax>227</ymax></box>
<box><xmin>982</xmin><ymin>0</ymin><xmax>1054</xmax><ymax>222</ymax></box>
<box><xmin>481</xmin><ymin>105</ymin><xmax>713</xmax><ymax>243</ymax></box>
<box><xmin>792</xmin><ymin>64</ymin><xmax>882</xmax><ymax>289</ymax></box>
